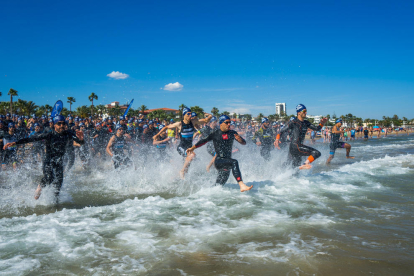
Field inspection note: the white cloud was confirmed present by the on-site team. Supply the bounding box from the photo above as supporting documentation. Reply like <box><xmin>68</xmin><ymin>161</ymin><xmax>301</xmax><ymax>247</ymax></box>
<box><xmin>107</xmin><ymin>71</ymin><xmax>129</xmax><ymax>80</ymax></box>
<box><xmin>163</xmin><ymin>82</ymin><xmax>183</xmax><ymax>91</ymax></box>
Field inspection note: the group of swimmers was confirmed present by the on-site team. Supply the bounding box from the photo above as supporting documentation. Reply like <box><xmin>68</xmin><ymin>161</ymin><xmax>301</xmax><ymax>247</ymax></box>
<box><xmin>3</xmin><ymin>103</ymin><xmax>395</xmax><ymax>202</ymax></box>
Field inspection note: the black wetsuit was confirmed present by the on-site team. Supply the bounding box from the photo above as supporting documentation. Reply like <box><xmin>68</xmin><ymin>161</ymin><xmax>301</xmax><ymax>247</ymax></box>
<box><xmin>15</xmin><ymin>130</ymin><xmax>84</xmax><ymax>198</ymax></box>
<box><xmin>330</xmin><ymin>127</ymin><xmax>345</xmax><ymax>155</ymax></box>
<box><xmin>278</xmin><ymin>117</ymin><xmax>323</xmax><ymax>167</ymax></box>
<box><xmin>177</xmin><ymin>120</ymin><xmax>195</xmax><ymax>156</ymax></box>
<box><xmin>2</xmin><ymin>133</ymin><xmax>19</xmax><ymax>165</ymax></box>
<box><xmin>90</xmin><ymin>129</ymin><xmax>108</xmax><ymax>158</ymax></box>
<box><xmin>29</xmin><ymin>130</ymin><xmax>45</xmax><ymax>161</ymax></box>
<box><xmin>199</xmin><ymin>125</ymin><xmax>215</xmax><ymax>156</ymax></box>
<box><xmin>195</xmin><ymin>129</ymin><xmax>245</xmax><ymax>185</ymax></box>
<box><xmin>252</xmin><ymin>126</ymin><xmax>274</xmax><ymax>160</ymax></box>
<box><xmin>111</xmin><ymin>134</ymin><xmax>131</xmax><ymax>169</ymax></box>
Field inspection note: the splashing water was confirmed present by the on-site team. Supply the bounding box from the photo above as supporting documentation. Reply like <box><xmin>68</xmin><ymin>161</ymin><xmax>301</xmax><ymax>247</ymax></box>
<box><xmin>1</xmin><ymin>136</ymin><xmax>413</xmax><ymax>275</ymax></box>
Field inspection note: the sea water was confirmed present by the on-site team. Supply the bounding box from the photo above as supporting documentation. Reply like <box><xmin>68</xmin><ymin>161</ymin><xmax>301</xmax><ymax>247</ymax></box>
<box><xmin>1</xmin><ymin>135</ymin><xmax>413</xmax><ymax>275</ymax></box>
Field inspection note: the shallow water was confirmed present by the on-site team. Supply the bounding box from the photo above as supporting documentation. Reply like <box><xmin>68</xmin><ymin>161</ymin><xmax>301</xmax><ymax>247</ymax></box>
<box><xmin>1</xmin><ymin>135</ymin><xmax>413</xmax><ymax>275</ymax></box>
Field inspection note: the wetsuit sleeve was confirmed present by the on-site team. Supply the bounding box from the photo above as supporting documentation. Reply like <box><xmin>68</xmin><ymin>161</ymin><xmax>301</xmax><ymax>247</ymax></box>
<box><xmin>276</xmin><ymin>121</ymin><xmax>291</xmax><ymax>140</ymax></box>
<box><xmin>15</xmin><ymin>132</ymin><xmax>51</xmax><ymax>145</ymax></box>
<box><xmin>234</xmin><ymin>131</ymin><xmax>246</xmax><ymax>144</ymax></box>
<box><xmin>69</xmin><ymin>131</ymin><xmax>85</xmax><ymax>145</ymax></box>
<box><xmin>194</xmin><ymin>132</ymin><xmax>214</xmax><ymax>148</ymax></box>
<box><xmin>306</xmin><ymin>120</ymin><xmax>323</xmax><ymax>131</ymax></box>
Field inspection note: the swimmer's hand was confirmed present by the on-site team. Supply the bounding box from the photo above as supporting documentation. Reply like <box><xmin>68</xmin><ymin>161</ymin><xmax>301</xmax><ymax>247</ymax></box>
<box><xmin>256</xmin><ymin>141</ymin><xmax>262</xmax><ymax>146</ymax></box>
<box><xmin>186</xmin><ymin>146</ymin><xmax>196</xmax><ymax>156</ymax></box>
<box><xmin>320</xmin><ymin>118</ymin><xmax>328</xmax><ymax>125</ymax></box>
<box><xmin>76</xmin><ymin>131</ymin><xmax>84</xmax><ymax>141</ymax></box>
<box><xmin>3</xmin><ymin>142</ymin><xmax>16</xmax><ymax>150</ymax></box>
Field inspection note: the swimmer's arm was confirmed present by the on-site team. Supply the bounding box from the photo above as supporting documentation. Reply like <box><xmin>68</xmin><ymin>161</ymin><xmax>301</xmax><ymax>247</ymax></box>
<box><xmin>154</xmin><ymin>122</ymin><xmax>181</xmax><ymax>139</ymax></box>
<box><xmin>106</xmin><ymin>136</ymin><xmax>115</xmax><ymax>157</ymax></box>
<box><xmin>194</xmin><ymin>115</ymin><xmax>212</xmax><ymax>124</ymax></box>
<box><xmin>235</xmin><ymin>132</ymin><xmax>246</xmax><ymax>145</ymax></box>
<box><xmin>187</xmin><ymin>132</ymin><xmax>214</xmax><ymax>154</ymax></box>
<box><xmin>15</xmin><ymin>132</ymin><xmax>51</xmax><ymax>145</ymax></box>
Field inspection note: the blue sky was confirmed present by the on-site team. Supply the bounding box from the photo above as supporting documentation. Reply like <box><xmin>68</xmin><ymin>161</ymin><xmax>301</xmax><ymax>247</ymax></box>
<box><xmin>1</xmin><ymin>0</ymin><xmax>413</xmax><ymax>119</ymax></box>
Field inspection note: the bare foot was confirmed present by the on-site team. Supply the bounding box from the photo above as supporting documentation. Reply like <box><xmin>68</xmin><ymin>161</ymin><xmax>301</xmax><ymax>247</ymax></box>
<box><xmin>34</xmin><ymin>185</ymin><xmax>42</xmax><ymax>200</ymax></box>
<box><xmin>206</xmin><ymin>166</ymin><xmax>210</xmax><ymax>172</ymax></box>
<box><xmin>179</xmin><ymin>170</ymin><xmax>185</xmax><ymax>180</ymax></box>
<box><xmin>299</xmin><ymin>163</ymin><xmax>312</xmax><ymax>170</ymax></box>
<box><xmin>238</xmin><ymin>181</ymin><xmax>253</xmax><ymax>192</ymax></box>
<box><xmin>346</xmin><ymin>156</ymin><xmax>355</xmax><ymax>159</ymax></box>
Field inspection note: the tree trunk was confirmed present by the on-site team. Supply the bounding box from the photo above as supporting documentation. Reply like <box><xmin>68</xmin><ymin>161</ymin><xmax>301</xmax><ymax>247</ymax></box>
<box><xmin>10</xmin><ymin>95</ymin><xmax>13</xmax><ymax>114</ymax></box>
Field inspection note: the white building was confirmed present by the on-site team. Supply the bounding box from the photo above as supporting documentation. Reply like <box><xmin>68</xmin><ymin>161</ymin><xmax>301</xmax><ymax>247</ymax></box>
<box><xmin>307</xmin><ymin>115</ymin><xmax>323</xmax><ymax>123</ymax></box>
<box><xmin>275</xmin><ymin>103</ymin><xmax>286</xmax><ymax>115</ymax></box>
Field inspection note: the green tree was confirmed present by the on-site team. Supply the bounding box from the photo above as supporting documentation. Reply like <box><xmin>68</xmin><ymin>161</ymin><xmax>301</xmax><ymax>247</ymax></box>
<box><xmin>190</xmin><ymin>106</ymin><xmax>204</xmax><ymax>118</ymax></box>
<box><xmin>95</xmin><ymin>104</ymin><xmax>107</xmax><ymax>117</ymax></box>
<box><xmin>222</xmin><ymin>111</ymin><xmax>230</xmax><ymax>116</ymax></box>
<box><xmin>211</xmin><ymin>107</ymin><xmax>219</xmax><ymax>117</ymax></box>
<box><xmin>8</xmin><ymin>88</ymin><xmax>18</xmax><ymax>114</ymax></box>
<box><xmin>178</xmin><ymin>104</ymin><xmax>186</xmax><ymax>120</ymax></box>
<box><xmin>76</xmin><ymin>105</ymin><xmax>90</xmax><ymax>118</ymax></box>
<box><xmin>67</xmin><ymin>97</ymin><xmax>76</xmax><ymax>112</ymax></box>
<box><xmin>88</xmin><ymin>92</ymin><xmax>98</xmax><ymax>116</ymax></box>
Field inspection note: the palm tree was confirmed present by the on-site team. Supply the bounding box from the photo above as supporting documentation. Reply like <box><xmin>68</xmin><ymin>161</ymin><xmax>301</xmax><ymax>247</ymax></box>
<box><xmin>257</xmin><ymin>113</ymin><xmax>264</xmax><ymax>122</ymax></box>
<box><xmin>95</xmin><ymin>104</ymin><xmax>107</xmax><ymax>117</ymax></box>
<box><xmin>139</xmin><ymin>105</ymin><xmax>147</xmax><ymax>116</ymax></box>
<box><xmin>67</xmin><ymin>97</ymin><xmax>76</xmax><ymax>112</ymax></box>
<box><xmin>178</xmin><ymin>104</ymin><xmax>186</xmax><ymax>120</ymax></box>
<box><xmin>222</xmin><ymin>111</ymin><xmax>230</xmax><ymax>116</ymax></box>
<box><xmin>190</xmin><ymin>106</ymin><xmax>204</xmax><ymax>118</ymax></box>
<box><xmin>8</xmin><ymin>88</ymin><xmax>18</xmax><ymax>114</ymax></box>
<box><xmin>76</xmin><ymin>105</ymin><xmax>90</xmax><ymax>118</ymax></box>
<box><xmin>211</xmin><ymin>107</ymin><xmax>219</xmax><ymax>117</ymax></box>
<box><xmin>88</xmin><ymin>93</ymin><xmax>98</xmax><ymax>116</ymax></box>
<box><xmin>44</xmin><ymin>104</ymin><xmax>52</xmax><ymax>117</ymax></box>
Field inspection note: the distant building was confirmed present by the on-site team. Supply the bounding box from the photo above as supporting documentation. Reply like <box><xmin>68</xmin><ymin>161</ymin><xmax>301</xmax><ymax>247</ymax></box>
<box><xmin>105</xmin><ymin>101</ymin><xmax>128</xmax><ymax>111</ymax></box>
<box><xmin>307</xmin><ymin>115</ymin><xmax>323</xmax><ymax>123</ymax></box>
<box><xmin>275</xmin><ymin>103</ymin><xmax>286</xmax><ymax>115</ymax></box>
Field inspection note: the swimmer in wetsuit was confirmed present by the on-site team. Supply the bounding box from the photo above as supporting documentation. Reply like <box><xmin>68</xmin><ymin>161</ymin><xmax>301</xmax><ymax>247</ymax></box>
<box><xmin>275</xmin><ymin>104</ymin><xmax>327</xmax><ymax>170</ymax></box>
<box><xmin>252</xmin><ymin>117</ymin><xmax>274</xmax><ymax>160</ymax></box>
<box><xmin>326</xmin><ymin>119</ymin><xmax>355</xmax><ymax>164</ymax></box>
<box><xmin>154</xmin><ymin>107</ymin><xmax>212</xmax><ymax>179</ymax></box>
<box><xmin>186</xmin><ymin>115</ymin><xmax>253</xmax><ymax>192</ymax></box>
<box><xmin>106</xmin><ymin>124</ymin><xmax>135</xmax><ymax>169</ymax></box>
<box><xmin>3</xmin><ymin>115</ymin><xmax>84</xmax><ymax>201</ymax></box>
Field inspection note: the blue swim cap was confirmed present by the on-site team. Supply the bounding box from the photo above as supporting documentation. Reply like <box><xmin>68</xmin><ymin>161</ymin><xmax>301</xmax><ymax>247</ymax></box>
<box><xmin>182</xmin><ymin>107</ymin><xmax>191</xmax><ymax>115</ymax></box>
<box><xmin>210</xmin><ymin>116</ymin><xmax>217</xmax><ymax>122</ymax></box>
<box><xmin>191</xmin><ymin>112</ymin><xmax>197</xmax><ymax>118</ymax></box>
<box><xmin>115</xmin><ymin>124</ymin><xmax>122</xmax><ymax>130</ymax></box>
<box><xmin>336</xmin><ymin>118</ymin><xmax>342</xmax><ymax>124</ymax></box>
<box><xmin>219</xmin><ymin>115</ymin><xmax>230</xmax><ymax>124</ymax></box>
<box><xmin>6</xmin><ymin>113</ymin><xmax>10</xmax><ymax>117</ymax></box>
<box><xmin>143</xmin><ymin>124</ymin><xmax>148</xmax><ymax>129</ymax></box>
<box><xmin>119</xmin><ymin>116</ymin><xmax>125</xmax><ymax>120</ymax></box>
<box><xmin>296</xmin><ymin>104</ymin><xmax>307</xmax><ymax>113</ymax></box>
<box><xmin>159</xmin><ymin>124</ymin><xmax>165</xmax><ymax>129</ymax></box>
<box><xmin>148</xmin><ymin>120</ymin><xmax>153</xmax><ymax>125</ymax></box>
<box><xmin>33</xmin><ymin>123</ymin><xmax>40</xmax><ymax>127</ymax></box>
<box><xmin>170</xmin><ymin>119</ymin><xmax>174</xmax><ymax>122</ymax></box>
<box><xmin>138</xmin><ymin>119</ymin><xmax>143</xmax><ymax>123</ymax></box>
<box><xmin>290</xmin><ymin>116</ymin><xmax>296</xmax><ymax>121</ymax></box>
<box><xmin>79</xmin><ymin>122</ymin><xmax>85</xmax><ymax>126</ymax></box>
<box><xmin>230</xmin><ymin>121</ymin><xmax>236</xmax><ymax>126</ymax></box>
<box><xmin>8</xmin><ymin>123</ymin><xmax>14</xmax><ymax>128</ymax></box>
<box><xmin>261</xmin><ymin>117</ymin><xmax>269</xmax><ymax>124</ymax></box>
<box><xmin>53</xmin><ymin>115</ymin><xmax>65</xmax><ymax>123</ymax></box>
<box><xmin>95</xmin><ymin>122</ymin><xmax>101</xmax><ymax>127</ymax></box>
<box><xmin>128</xmin><ymin>119</ymin><xmax>134</xmax><ymax>123</ymax></box>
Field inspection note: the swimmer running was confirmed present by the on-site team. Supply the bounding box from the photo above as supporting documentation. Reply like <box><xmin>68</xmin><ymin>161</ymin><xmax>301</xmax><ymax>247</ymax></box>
<box><xmin>186</xmin><ymin>115</ymin><xmax>253</xmax><ymax>192</ymax></box>
<box><xmin>326</xmin><ymin>119</ymin><xmax>354</xmax><ymax>164</ymax></box>
<box><xmin>275</xmin><ymin>104</ymin><xmax>327</xmax><ymax>170</ymax></box>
